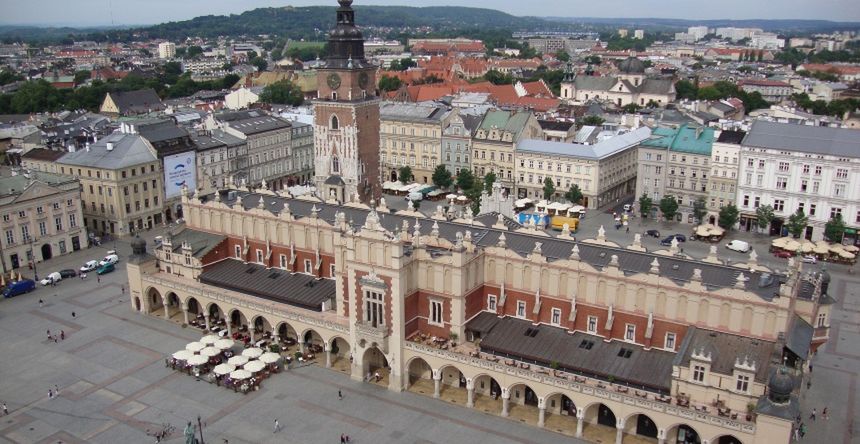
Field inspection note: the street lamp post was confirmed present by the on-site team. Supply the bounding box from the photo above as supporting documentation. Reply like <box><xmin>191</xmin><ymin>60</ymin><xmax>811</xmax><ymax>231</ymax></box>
<box><xmin>26</xmin><ymin>235</ymin><xmax>38</xmax><ymax>281</ymax></box>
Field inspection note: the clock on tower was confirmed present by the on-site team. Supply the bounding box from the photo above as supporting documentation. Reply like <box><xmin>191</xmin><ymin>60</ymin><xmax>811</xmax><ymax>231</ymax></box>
<box><xmin>313</xmin><ymin>0</ymin><xmax>380</xmax><ymax>203</ymax></box>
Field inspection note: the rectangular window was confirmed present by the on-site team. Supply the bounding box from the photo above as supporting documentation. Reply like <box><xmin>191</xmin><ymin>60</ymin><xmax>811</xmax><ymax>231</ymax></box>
<box><xmin>5</xmin><ymin>230</ymin><xmax>13</xmax><ymax>245</ymax></box>
<box><xmin>587</xmin><ymin>316</ymin><xmax>597</xmax><ymax>333</ymax></box>
<box><xmin>487</xmin><ymin>295</ymin><xmax>497</xmax><ymax>313</ymax></box>
<box><xmin>38</xmin><ymin>221</ymin><xmax>47</xmax><ymax>236</ymax></box>
<box><xmin>836</xmin><ymin>168</ymin><xmax>848</xmax><ymax>179</ymax></box>
<box><xmin>429</xmin><ymin>300</ymin><xmax>443</xmax><ymax>326</ymax></box>
<box><xmin>256</xmin><ymin>249</ymin><xmax>263</xmax><ymax>263</ymax></box>
<box><xmin>279</xmin><ymin>254</ymin><xmax>287</xmax><ymax>268</ymax></box>
<box><xmin>778</xmin><ymin>162</ymin><xmax>789</xmax><ymax>172</ymax></box>
<box><xmin>665</xmin><ymin>332</ymin><xmax>676</xmax><ymax>350</ymax></box>
<box><xmin>69</xmin><ymin>214</ymin><xmax>76</xmax><ymax>228</ymax></box>
<box><xmin>817</xmin><ymin>313</ymin><xmax>827</xmax><ymax>327</ymax></box>
<box><xmin>625</xmin><ymin>324</ymin><xmax>636</xmax><ymax>341</ymax></box>
<box><xmin>234</xmin><ymin>245</ymin><xmax>241</xmax><ymax>258</ymax></box>
<box><xmin>364</xmin><ymin>290</ymin><xmax>384</xmax><ymax>328</ymax></box>
<box><xmin>814</xmin><ymin>165</ymin><xmax>822</xmax><ymax>175</ymax></box>
<box><xmin>810</xmin><ymin>204</ymin><xmax>816</xmax><ymax>216</ymax></box>
<box><xmin>330</xmin><ymin>264</ymin><xmax>336</xmax><ymax>278</ymax></box>
<box><xmin>516</xmin><ymin>301</ymin><xmax>526</xmax><ymax>318</ymax></box>
<box><xmin>776</xmin><ymin>177</ymin><xmax>787</xmax><ymax>190</ymax></box>
<box><xmin>830</xmin><ymin>207</ymin><xmax>842</xmax><ymax>218</ymax></box>
<box><xmin>551</xmin><ymin>308</ymin><xmax>561</xmax><ymax>326</ymax></box>
<box><xmin>736</xmin><ymin>374</ymin><xmax>750</xmax><ymax>393</ymax></box>
<box><xmin>55</xmin><ymin>217</ymin><xmax>62</xmax><ymax>232</ymax></box>
<box><xmin>802</xmin><ymin>164</ymin><xmax>809</xmax><ymax>174</ymax></box>
<box><xmin>693</xmin><ymin>365</ymin><xmax>706</xmax><ymax>382</ymax></box>
<box><xmin>774</xmin><ymin>199</ymin><xmax>784</xmax><ymax>212</ymax></box>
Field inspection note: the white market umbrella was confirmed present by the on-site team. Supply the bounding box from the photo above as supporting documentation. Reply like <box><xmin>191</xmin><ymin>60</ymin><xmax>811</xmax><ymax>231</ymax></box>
<box><xmin>242</xmin><ymin>347</ymin><xmax>264</xmax><ymax>359</ymax></box>
<box><xmin>840</xmin><ymin>251</ymin><xmax>856</xmax><ymax>259</ymax></box>
<box><xmin>244</xmin><ymin>360</ymin><xmax>266</xmax><ymax>373</ymax></box>
<box><xmin>456</xmin><ymin>195</ymin><xmax>468</xmax><ymax>201</ymax></box>
<box><xmin>227</xmin><ymin>355</ymin><xmax>249</xmax><ymax>366</ymax></box>
<box><xmin>213</xmin><ymin>363</ymin><xmax>235</xmax><ymax>376</ymax></box>
<box><xmin>829</xmin><ymin>244</ymin><xmax>845</xmax><ymax>254</ymax></box>
<box><xmin>844</xmin><ymin>245</ymin><xmax>859</xmax><ymax>253</ymax></box>
<box><xmin>229</xmin><ymin>369</ymin><xmax>252</xmax><ymax>380</ymax></box>
<box><xmin>783</xmin><ymin>240</ymin><xmax>801</xmax><ymax>252</ymax></box>
<box><xmin>187</xmin><ymin>355</ymin><xmax>208</xmax><ymax>366</ymax></box>
<box><xmin>200</xmin><ymin>346</ymin><xmax>221</xmax><ymax>358</ymax></box>
<box><xmin>201</xmin><ymin>335</ymin><xmax>218</xmax><ymax>345</ymax></box>
<box><xmin>801</xmin><ymin>242</ymin><xmax>815</xmax><ymax>253</ymax></box>
<box><xmin>185</xmin><ymin>342</ymin><xmax>205</xmax><ymax>353</ymax></box>
<box><xmin>814</xmin><ymin>244</ymin><xmax>830</xmax><ymax>254</ymax></box>
<box><xmin>214</xmin><ymin>338</ymin><xmax>234</xmax><ymax>350</ymax></box>
<box><xmin>260</xmin><ymin>352</ymin><xmax>280</xmax><ymax>364</ymax></box>
<box><xmin>172</xmin><ymin>350</ymin><xmax>194</xmax><ymax>361</ymax></box>
<box><xmin>446</xmin><ymin>194</ymin><xmax>457</xmax><ymax>200</ymax></box>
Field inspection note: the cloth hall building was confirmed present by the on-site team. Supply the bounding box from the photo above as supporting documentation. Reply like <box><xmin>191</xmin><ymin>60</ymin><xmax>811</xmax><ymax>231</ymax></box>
<box><xmin>127</xmin><ymin>182</ymin><xmax>828</xmax><ymax>444</ymax></box>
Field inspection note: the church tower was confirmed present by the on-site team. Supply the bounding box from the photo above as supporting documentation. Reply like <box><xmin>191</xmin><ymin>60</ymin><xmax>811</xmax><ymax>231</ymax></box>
<box><xmin>313</xmin><ymin>0</ymin><xmax>380</xmax><ymax>203</ymax></box>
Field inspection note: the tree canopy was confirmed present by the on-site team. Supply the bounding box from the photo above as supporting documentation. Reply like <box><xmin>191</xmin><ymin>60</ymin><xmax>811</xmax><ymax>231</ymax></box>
<box><xmin>565</xmin><ymin>184</ymin><xmax>583</xmax><ymax>205</ymax></box>
<box><xmin>259</xmin><ymin>79</ymin><xmax>304</xmax><ymax>106</ymax></box>
<box><xmin>543</xmin><ymin>177</ymin><xmax>556</xmax><ymax>200</ymax></box>
<box><xmin>638</xmin><ymin>194</ymin><xmax>653</xmax><ymax>218</ymax></box>
<box><xmin>431</xmin><ymin>164</ymin><xmax>453</xmax><ymax>189</ymax></box>
<box><xmin>659</xmin><ymin>196</ymin><xmax>679</xmax><ymax>221</ymax></box>
<box><xmin>398</xmin><ymin>166</ymin><xmax>413</xmax><ymax>184</ymax></box>
<box><xmin>718</xmin><ymin>205</ymin><xmax>739</xmax><ymax>230</ymax></box>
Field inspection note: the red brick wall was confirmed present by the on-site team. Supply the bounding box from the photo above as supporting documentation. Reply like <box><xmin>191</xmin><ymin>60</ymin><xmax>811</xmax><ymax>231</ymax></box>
<box><xmin>464</xmin><ymin>285</ymin><xmax>487</xmax><ymax>320</ymax></box>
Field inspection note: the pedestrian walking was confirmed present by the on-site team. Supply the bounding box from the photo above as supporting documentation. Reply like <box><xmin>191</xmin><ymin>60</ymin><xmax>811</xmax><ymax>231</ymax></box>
<box><xmin>341</xmin><ymin>434</ymin><xmax>346</xmax><ymax>444</ymax></box>
<box><xmin>807</xmin><ymin>379</ymin><xmax>812</xmax><ymax>389</ymax></box>
<box><xmin>338</xmin><ymin>389</ymin><xmax>343</xmax><ymax>400</ymax></box>
<box><xmin>800</xmin><ymin>423</ymin><xmax>807</xmax><ymax>438</ymax></box>
<box><xmin>345</xmin><ymin>435</ymin><xmax>350</xmax><ymax>442</ymax></box>
<box><xmin>2</xmin><ymin>403</ymin><xmax>8</xmax><ymax>415</ymax></box>
<box><xmin>60</xmin><ymin>330</ymin><xmax>65</xmax><ymax>340</ymax></box>
<box><xmin>53</xmin><ymin>335</ymin><xmax>58</xmax><ymax>343</ymax></box>
<box><xmin>793</xmin><ymin>426</ymin><xmax>800</xmax><ymax>441</ymax></box>
<box><xmin>626</xmin><ymin>226</ymin><xmax>630</xmax><ymax>233</ymax></box>
<box><xmin>54</xmin><ymin>385</ymin><xmax>59</xmax><ymax>394</ymax></box>
<box><xmin>823</xmin><ymin>407</ymin><xmax>828</xmax><ymax>420</ymax></box>
<box><xmin>48</xmin><ymin>389</ymin><xmax>53</xmax><ymax>399</ymax></box>
<box><xmin>39</xmin><ymin>299</ymin><xmax>43</xmax><ymax>307</ymax></box>
<box><xmin>810</xmin><ymin>408</ymin><xmax>816</xmax><ymax>421</ymax></box>
<box><xmin>273</xmin><ymin>419</ymin><xmax>280</xmax><ymax>433</ymax></box>
<box><xmin>46</xmin><ymin>329</ymin><xmax>51</xmax><ymax>340</ymax></box>
<box><xmin>71</xmin><ymin>311</ymin><xmax>76</xmax><ymax>318</ymax></box>
<box><xmin>97</xmin><ymin>276</ymin><xmax>100</xmax><ymax>284</ymax></box>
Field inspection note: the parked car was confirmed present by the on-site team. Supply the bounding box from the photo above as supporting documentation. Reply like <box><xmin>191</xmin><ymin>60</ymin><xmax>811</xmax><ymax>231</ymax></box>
<box><xmin>726</xmin><ymin>240</ymin><xmax>751</xmax><ymax>253</ymax></box>
<box><xmin>40</xmin><ymin>271</ymin><xmax>62</xmax><ymax>286</ymax></box>
<box><xmin>802</xmin><ymin>255</ymin><xmax>818</xmax><ymax>264</ymax></box>
<box><xmin>58</xmin><ymin>269</ymin><xmax>78</xmax><ymax>278</ymax></box>
<box><xmin>645</xmin><ymin>229</ymin><xmax>661</xmax><ymax>238</ymax></box>
<box><xmin>98</xmin><ymin>254</ymin><xmax>119</xmax><ymax>267</ymax></box>
<box><xmin>660</xmin><ymin>234</ymin><xmax>687</xmax><ymax>246</ymax></box>
<box><xmin>96</xmin><ymin>263</ymin><xmax>115</xmax><ymax>275</ymax></box>
<box><xmin>774</xmin><ymin>250</ymin><xmax>794</xmax><ymax>258</ymax></box>
<box><xmin>3</xmin><ymin>279</ymin><xmax>36</xmax><ymax>298</ymax></box>
<box><xmin>80</xmin><ymin>260</ymin><xmax>98</xmax><ymax>272</ymax></box>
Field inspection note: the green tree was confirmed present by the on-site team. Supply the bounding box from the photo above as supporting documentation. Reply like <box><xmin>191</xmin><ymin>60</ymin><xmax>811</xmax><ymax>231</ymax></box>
<box><xmin>824</xmin><ymin>213</ymin><xmax>846</xmax><ymax>242</ymax></box>
<box><xmin>73</xmin><ymin>70</ymin><xmax>91</xmax><ymax>85</ymax></box>
<box><xmin>565</xmin><ymin>184</ymin><xmax>583</xmax><ymax>205</ymax></box>
<box><xmin>431</xmin><ymin>164</ymin><xmax>453</xmax><ymax>189</ymax></box>
<box><xmin>659</xmin><ymin>195</ymin><xmax>679</xmax><ymax>221</ymax></box>
<box><xmin>622</xmin><ymin>103</ymin><xmax>641</xmax><ymax>113</ymax></box>
<box><xmin>556</xmin><ymin>50</ymin><xmax>571</xmax><ymax>62</ymax></box>
<box><xmin>786</xmin><ymin>208</ymin><xmax>809</xmax><ymax>238</ymax></box>
<box><xmin>222</xmin><ymin>73</ymin><xmax>240</xmax><ymax>89</ymax></box>
<box><xmin>697</xmin><ymin>86</ymin><xmax>722</xmax><ymax>100</ymax></box>
<box><xmin>638</xmin><ymin>194</ymin><xmax>653</xmax><ymax>218</ymax></box>
<box><xmin>258</xmin><ymin>79</ymin><xmax>304</xmax><ymax>105</ymax></box>
<box><xmin>378</xmin><ymin>75</ymin><xmax>402</xmax><ymax>92</ymax></box>
<box><xmin>185</xmin><ymin>45</ymin><xmax>203</xmax><ymax>59</ymax></box>
<box><xmin>718</xmin><ymin>205</ymin><xmax>739</xmax><ymax>230</ymax></box>
<box><xmin>674</xmin><ymin>79</ymin><xmax>698</xmax><ymax>100</ymax></box>
<box><xmin>756</xmin><ymin>205</ymin><xmax>774</xmax><ymax>233</ymax></box>
<box><xmin>398</xmin><ymin>166</ymin><xmax>413</xmax><ymax>184</ymax></box>
<box><xmin>250</xmin><ymin>56</ymin><xmax>268</xmax><ymax>72</ymax></box>
<box><xmin>580</xmin><ymin>115</ymin><xmax>605</xmax><ymax>127</ymax></box>
<box><xmin>456</xmin><ymin>169</ymin><xmax>475</xmax><ymax>192</ymax></box>
<box><xmin>692</xmin><ymin>197</ymin><xmax>708</xmax><ymax>224</ymax></box>
<box><xmin>483</xmin><ymin>69</ymin><xmax>514</xmax><ymax>85</ymax></box>
<box><xmin>543</xmin><ymin>177</ymin><xmax>556</xmax><ymax>199</ymax></box>
<box><xmin>483</xmin><ymin>172</ymin><xmax>497</xmax><ymax>193</ymax></box>
<box><xmin>583</xmin><ymin>55</ymin><xmax>602</xmax><ymax>65</ymax></box>
<box><xmin>389</xmin><ymin>57</ymin><xmax>416</xmax><ymax>71</ymax></box>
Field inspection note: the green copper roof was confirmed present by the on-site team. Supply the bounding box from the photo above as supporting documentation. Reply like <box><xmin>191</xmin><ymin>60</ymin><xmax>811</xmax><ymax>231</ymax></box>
<box><xmin>479</xmin><ymin>110</ymin><xmax>532</xmax><ymax>136</ymax></box>
<box><xmin>641</xmin><ymin>124</ymin><xmax>714</xmax><ymax>155</ymax></box>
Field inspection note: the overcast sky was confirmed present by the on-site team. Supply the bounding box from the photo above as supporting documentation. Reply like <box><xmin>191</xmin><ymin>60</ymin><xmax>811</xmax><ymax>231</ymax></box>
<box><xmin>1</xmin><ymin>0</ymin><xmax>858</xmax><ymax>26</ymax></box>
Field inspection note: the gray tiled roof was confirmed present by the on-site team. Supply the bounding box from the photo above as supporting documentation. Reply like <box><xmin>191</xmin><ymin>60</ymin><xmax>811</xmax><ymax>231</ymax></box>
<box><xmin>108</xmin><ymin>89</ymin><xmax>165</xmax><ymax>114</ymax></box>
<box><xmin>743</xmin><ymin>120</ymin><xmax>860</xmax><ymax>158</ymax></box>
<box><xmin>474</xmin><ymin>313</ymin><xmax>675</xmax><ymax>392</ymax></box>
<box><xmin>164</xmin><ymin>228</ymin><xmax>226</xmax><ymax>259</ymax></box>
<box><xmin>516</xmin><ymin>126</ymin><xmax>651</xmax><ymax>160</ymax></box>
<box><xmin>215</xmin><ymin>110</ymin><xmax>291</xmax><ymax>135</ymax></box>
<box><xmin>380</xmin><ymin>102</ymin><xmax>448</xmax><ymax>123</ymax></box>
<box><xmin>674</xmin><ymin>327</ymin><xmax>774</xmax><ymax>383</ymax></box>
<box><xmin>199</xmin><ymin>258</ymin><xmax>335</xmax><ymax>311</ymax></box>
<box><xmin>210</xmin><ymin>190</ymin><xmax>785</xmax><ymax>300</ymax></box>
<box><xmin>785</xmin><ymin>315</ymin><xmax>813</xmax><ymax>361</ymax></box>
<box><xmin>573</xmin><ymin>76</ymin><xmax>618</xmax><ymax>92</ymax></box>
<box><xmin>638</xmin><ymin>79</ymin><xmax>674</xmax><ymax>95</ymax></box>
<box><xmin>57</xmin><ymin>132</ymin><xmax>157</xmax><ymax>169</ymax></box>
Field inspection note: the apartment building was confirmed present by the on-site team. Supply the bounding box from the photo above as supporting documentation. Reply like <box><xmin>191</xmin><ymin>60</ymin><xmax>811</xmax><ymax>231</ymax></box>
<box><xmin>706</xmin><ymin>130</ymin><xmax>745</xmax><ymax>223</ymax></box>
<box><xmin>472</xmin><ymin>109</ymin><xmax>543</xmax><ymax>193</ymax></box>
<box><xmin>441</xmin><ymin>108</ymin><xmax>482</xmax><ymax>176</ymax></box>
<box><xmin>736</xmin><ymin>120</ymin><xmax>860</xmax><ymax>241</ymax></box>
<box><xmin>56</xmin><ymin>129</ymin><xmax>165</xmax><ymax>236</ymax></box>
<box><xmin>0</xmin><ymin>171</ymin><xmax>86</xmax><ymax>271</ymax></box>
<box><xmin>635</xmin><ymin>125</ymin><xmax>716</xmax><ymax>222</ymax></box>
<box><xmin>515</xmin><ymin>127</ymin><xmax>650</xmax><ymax>208</ymax></box>
<box><xmin>379</xmin><ymin>102</ymin><xmax>450</xmax><ymax>184</ymax></box>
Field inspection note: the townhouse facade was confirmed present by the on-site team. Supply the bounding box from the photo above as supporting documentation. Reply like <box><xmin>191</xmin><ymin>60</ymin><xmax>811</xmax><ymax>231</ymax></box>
<box><xmin>635</xmin><ymin>125</ymin><xmax>715</xmax><ymax>223</ymax></box>
<box><xmin>735</xmin><ymin>120</ymin><xmax>860</xmax><ymax>241</ymax></box>
<box><xmin>440</xmin><ymin>109</ymin><xmax>481</xmax><ymax>176</ymax></box>
<box><xmin>707</xmin><ymin>130</ymin><xmax>745</xmax><ymax>224</ymax></box>
<box><xmin>472</xmin><ymin>109</ymin><xmax>543</xmax><ymax>193</ymax></box>
<box><xmin>379</xmin><ymin>102</ymin><xmax>450</xmax><ymax>184</ymax></box>
<box><xmin>0</xmin><ymin>172</ymin><xmax>87</xmax><ymax>271</ymax></box>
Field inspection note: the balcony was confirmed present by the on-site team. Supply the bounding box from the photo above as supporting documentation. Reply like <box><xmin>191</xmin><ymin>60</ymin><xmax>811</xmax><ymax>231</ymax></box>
<box><xmin>355</xmin><ymin>320</ymin><xmax>389</xmax><ymax>353</ymax></box>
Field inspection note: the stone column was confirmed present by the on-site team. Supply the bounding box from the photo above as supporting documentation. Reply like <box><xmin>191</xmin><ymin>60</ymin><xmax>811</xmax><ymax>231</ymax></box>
<box><xmin>226</xmin><ymin>321</ymin><xmax>232</xmax><ymax>336</ymax></box>
<box><xmin>657</xmin><ymin>428</ymin><xmax>666</xmax><ymax>444</ymax></box>
<box><xmin>465</xmin><ymin>379</ymin><xmax>474</xmax><ymax>408</ymax></box>
<box><xmin>299</xmin><ymin>341</ymin><xmax>305</xmax><ymax>354</ymax></box>
<box><xmin>250</xmin><ymin>329</ymin><xmax>256</xmax><ymax>342</ymax></box>
<box><xmin>501</xmin><ymin>388</ymin><xmax>510</xmax><ymax>417</ymax></box>
<box><xmin>537</xmin><ymin>397</ymin><xmax>546</xmax><ymax>428</ymax></box>
<box><xmin>615</xmin><ymin>421</ymin><xmax>624</xmax><ymax>444</ymax></box>
<box><xmin>576</xmin><ymin>409</ymin><xmax>584</xmax><ymax>438</ymax></box>
<box><xmin>324</xmin><ymin>343</ymin><xmax>332</xmax><ymax>368</ymax></box>
<box><xmin>161</xmin><ymin>297</ymin><xmax>169</xmax><ymax>320</ymax></box>
<box><xmin>204</xmin><ymin>315</ymin><xmax>210</xmax><ymax>331</ymax></box>
<box><xmin>433</xmin><ymin>370</ymin><xmax>442</xmax><ymax>399</ymax></box>
<box><xmin>182</xmin><ymin>304</ymin><xmax>189</xmax><ymax>325</ymax></box>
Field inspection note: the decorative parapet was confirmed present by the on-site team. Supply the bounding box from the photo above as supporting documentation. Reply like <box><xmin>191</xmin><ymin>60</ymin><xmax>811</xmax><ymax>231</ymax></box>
<box><xmin>355</xmin><ymin>321</ymin><xmax>389</xmax><ymax>353</ymax></box>
<box><xmin>140</xmin><ymin>274</ymin><xmax>349</xmax><ymax>335</ymax></box>
<box><xmin>403</xmin><ymin>341</ymin><xmax>756</xmax><ymax>435</ymax></box>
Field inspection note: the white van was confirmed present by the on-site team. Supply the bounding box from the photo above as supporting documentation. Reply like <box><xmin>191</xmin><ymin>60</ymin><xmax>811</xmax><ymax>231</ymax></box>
<box><xmin>725</xmin><ymin>240</ymin><xmax>751</xmax><ymax>253</ymax></box>
<box><xmin>99</xmin><ymin>254</ymin><xmax>120</xmax><ymax>266</ymax></box>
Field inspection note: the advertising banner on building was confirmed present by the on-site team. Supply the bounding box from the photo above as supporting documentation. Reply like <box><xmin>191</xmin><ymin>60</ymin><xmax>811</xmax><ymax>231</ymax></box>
<box><xmin>164</xmin><ymin>152</ymin><xmax>197</xmax><ymax>199</ymax></box>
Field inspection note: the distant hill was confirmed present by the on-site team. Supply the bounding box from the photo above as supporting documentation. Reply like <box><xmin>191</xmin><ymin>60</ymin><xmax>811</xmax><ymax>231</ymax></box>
<box><xmin>134</xmin><ymin>6</ymin><xmax>559</xmax><ymax>40</ymax></box>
